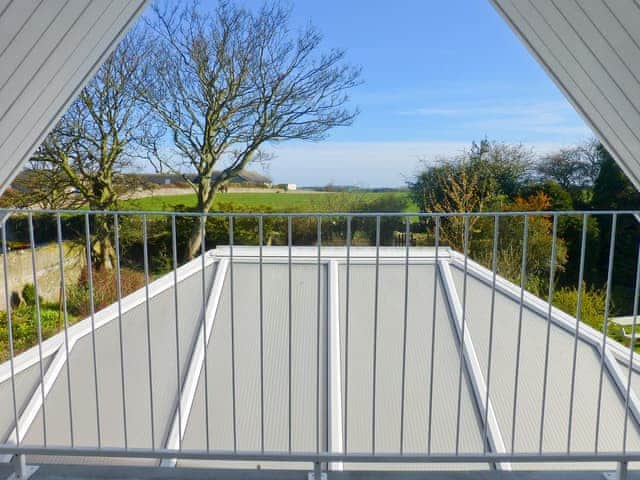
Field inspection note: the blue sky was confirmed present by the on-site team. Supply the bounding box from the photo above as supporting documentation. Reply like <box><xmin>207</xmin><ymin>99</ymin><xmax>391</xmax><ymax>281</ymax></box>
<box><xmin>214</xmin><ymin>0</ymin><xmax>593</xmax><ymax>187</ymax></box>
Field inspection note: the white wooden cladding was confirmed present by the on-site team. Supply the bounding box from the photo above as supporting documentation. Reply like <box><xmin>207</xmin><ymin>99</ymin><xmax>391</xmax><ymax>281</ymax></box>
<box><xmin>0</xmin><ymin>0</ymin><xmax>148</xmax><ymax>194</ymax></box>
<box><xmin>491</xmin><ymin>0</ymin><xmax>640</xmax><ymax>190</ymax></box>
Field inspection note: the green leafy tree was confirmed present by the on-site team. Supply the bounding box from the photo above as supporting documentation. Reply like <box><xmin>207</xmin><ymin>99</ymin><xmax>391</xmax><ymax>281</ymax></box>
<box><xmin>592</xmin><ymin>144</ymin><xmax>640</xmax><ymax>310</ymax></box>
<box><xmin>473</xmin><ymin>192</ymin><xmax>567</xmax><ymax>295</ymax></box>
<box><xmin>408</xmin><ymin>140</ymin><xmax>533</xmax><ymax>249</ymax></box>
<box><xmin>518</xmin><ymin>180</ymin><xmax>574</xmax><ymax>211</ymax></box>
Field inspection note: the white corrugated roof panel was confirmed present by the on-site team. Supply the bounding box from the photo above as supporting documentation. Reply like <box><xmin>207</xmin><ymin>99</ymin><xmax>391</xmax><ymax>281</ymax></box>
<box><xmin>1</xmin><ymin>246</ymin><xmax>639</xmax><ymax>472</ymax></box>
<box><xmin>450</xmin><ymin>260</ymin><xmax>640</xmax><ymax>471</ymax></box>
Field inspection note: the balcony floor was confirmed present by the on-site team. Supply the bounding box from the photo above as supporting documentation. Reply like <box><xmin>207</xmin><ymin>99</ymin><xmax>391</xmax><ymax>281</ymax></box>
<box><xmin>0</xmin><ymin>463</ymin><xmax>636</xmax><ymax>480</ymax></box>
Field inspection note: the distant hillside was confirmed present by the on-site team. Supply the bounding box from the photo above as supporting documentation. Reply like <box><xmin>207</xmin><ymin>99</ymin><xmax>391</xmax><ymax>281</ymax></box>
<box><xmin>300</xmin><ymin>185</ymin><xmax>409</xmax><ymax>193</ymax></box>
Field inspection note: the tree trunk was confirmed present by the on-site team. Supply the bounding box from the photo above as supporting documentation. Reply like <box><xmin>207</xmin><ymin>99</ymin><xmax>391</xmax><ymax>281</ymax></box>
<box><xmin>185</xmin><ymin>183</ymin><xmax>214</xmax><ymax>261</ymax></box>
<box><xmin>186</xmin><ymin>217</ymin><xmax>205</xmax><ymax>261</ymax></box>
<box><xmin>95</xmin><ymin>234</ymin><xmax>116</xmax><ymax>271</ymax></box>
<box><xmin>93</xmin><ymin>214</ymin><xmax>116</xmax><ymax>270</ymax></box>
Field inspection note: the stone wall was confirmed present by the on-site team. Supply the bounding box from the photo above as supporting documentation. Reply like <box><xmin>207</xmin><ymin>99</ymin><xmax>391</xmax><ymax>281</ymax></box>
<box><xmin>0</xmin><ymin>241</ymin><xmax>85</xmax><ymax>310</ymax></box>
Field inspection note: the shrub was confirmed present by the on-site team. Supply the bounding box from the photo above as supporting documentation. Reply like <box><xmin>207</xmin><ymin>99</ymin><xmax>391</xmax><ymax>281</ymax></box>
<box><xmin>21</xmin><ymin>283</ymin><xmax>43</xmax><ymax>306</ymax></box>
<box><xmin>0</xmin><ymin>305</ymin><xmax>63</xmax><ymax>361</ymax></box>
<box><xmin>551</xmin><ymin>283</ymin><xmax>631</xmax><ymax>344</ymax></box>
<box><xmin>468</xmin><ymin>194</ymin><xmax>568</xmax><ymax>297</ymax></box>
<box><xmin>66</xmin><ymin>266</ymin><xmax>146</xmax><ymax>318</ymax></box>
<box><xmin>553</xmin><ymin>283</ymin><xmax>607</xmax><ymax>331</ymax></box>
<box><xmin>291</xmin><ymin>193</ymin><xmax>409</xmax><ymax>246</ymax></box>
<box><xmin>1</xmin><ymin>265</ymin><xmax>147</xmax><ymax>362</ymax></box>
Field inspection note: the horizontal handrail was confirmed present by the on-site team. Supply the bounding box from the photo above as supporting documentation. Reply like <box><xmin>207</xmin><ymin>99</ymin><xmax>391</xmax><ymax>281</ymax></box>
<box><xmin>2</xmin><ymin>444</ymin><xmax>640</xmax><ymax>464</ymax></box>
<box><xmin>0</xmin><ymin>207</ymin><xmax>639</xmax><ymax>217</ymax></box>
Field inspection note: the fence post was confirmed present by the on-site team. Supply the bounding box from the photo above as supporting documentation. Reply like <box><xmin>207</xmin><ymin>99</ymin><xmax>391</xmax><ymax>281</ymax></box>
<box><xmin>308</xmin><ymin>460</ymin><xmax>324</xmax><ymax>480</ymax></box>
<box><xmin>8</xmin><ymin>454</ymin><xmax>38</xmax><ymax>480</ymax></box>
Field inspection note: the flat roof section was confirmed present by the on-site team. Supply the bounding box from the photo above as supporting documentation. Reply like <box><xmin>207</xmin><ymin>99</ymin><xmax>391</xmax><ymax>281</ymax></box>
<box><xmin>338</xmin><ymin>262</ymin><xmax>488</xmax><ymax>471</ymax></box>
<box><xmin>179</xmin><ymin>262</ymin><xmax>328</xmax><ymax>470</ymax></box>
<box><xmin>449</xmin><ymin>257</ymin><xmax>640</xmax><ymax>470</ymax></box>
<box><xmin>0</xmin><ymin>354</ymin><xmax>55</xmax><ymax>445</ymax></box>
<box><xmin>1</xmin><ymin>246</ymin><xmax>640</xmax><ymax>473</ymax></box>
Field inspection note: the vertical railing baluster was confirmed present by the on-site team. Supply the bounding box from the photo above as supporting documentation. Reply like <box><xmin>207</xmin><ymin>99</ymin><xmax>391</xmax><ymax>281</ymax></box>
<box><xmin>84</xmin><ymin>214</ymin><xmax>101</xmax><ymax>448</ymax></box>
<box><xmin>229</xmin><ymin>216</ymin><xmax>238</xmax><ymax>453</ymax></box>
<box><xmin>28</xmin><ymin>213</ymin><xmax>47</xmax><ymax>447</ymax></box>
<box><xmin>567</xmin><ymin>214</ymin><xmax>588</xmax><ymax>453</ymax></box>
<box><xmin>56</xmin><ymin>213</ymin><xmax>74</xmax><ymax>446</ymax></box>
<box><xmin>372</xmin><ymin>215</ymin><xmax>381</xmax><ymax>454</ymax></box>
<box><xmin>316</xmin><ymin>215</ymin><xmax>321</xmax><ymax>454</ymax></box>
<box><xmin>595</xmin><ymin>213</ymin><xmax>617</xmax><ymax>452</ymax></box>
<box><xmin>200</xmin><ymin>216</ymin><xmax>210</xmax><ymax>452</ymax></box>
<box><xmin>427</xmin><ymin>216</ymin><xmax>440</xmax><ymax>455</ymax></box>
<box><xmin>400</xmin><ymin>216</ymin><xmax>410</xmax><ymax>454</ymax></box>
<box><xmin>259</xmin><ymin>215</ymin><xmax>265</xmax><ymax>453</ymax></box>
<box><xmin>288</xmin><ymin>216</ymin><xmax>293</xmax><ymax>454</ymax></box>
<box><xmin>114</xmin><ymin>214</ymin><xmax>128</xmax><ymax>449</ymax></box>
<box><xmin>2</xmin><ymin>216</ymin><xmax>19</xmax><ymax>446</ymax></box>
<box><xmin>171</xmin><ymin>215</ymin><xmax>182</xmax><ymax>451</ymax></box>
<box><xmin>510</xmin><ymin>215</ymin><xmax>528</xmax><ymax>454</ymax></box>
<box><xmin>623</xmin><ymin>242</ymin><xmax>640</xmax><ymax>454</ymax></box>
<box><xmin>539</xmin><ymin>214</ymin><xmax>558</xmax><ymax>453</ymax></box>
<box><xmin>455</xmin><ymin>215</ymin><xmax>470</xmax><ymax>455</ymax></box>
<box><xmin>344</xmin><ymin>215</ymin><xmax>351</xmax><ymax>455</ymax></box>
<box><xmin>483</xmin><ymin>215</ymin><xmax>499</xmax><ymax>453</ymax></box>
<box><xmin>142</xmin><ymin>215</ymin><xmax>156</xmax><ymax>450</ymax></box>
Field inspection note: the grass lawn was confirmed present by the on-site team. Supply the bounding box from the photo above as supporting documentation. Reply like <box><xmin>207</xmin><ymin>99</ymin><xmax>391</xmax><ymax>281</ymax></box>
<box><xmin>122</xmin><ymin>191</ymin><xmax>418</xmax><ymax>213</ymax></box>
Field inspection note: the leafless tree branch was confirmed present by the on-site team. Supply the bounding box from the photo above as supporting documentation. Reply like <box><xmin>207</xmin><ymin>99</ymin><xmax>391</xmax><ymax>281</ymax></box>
<box><xmin>142</xmin><ymin>0</ymin><xmax>361</xmax><ymax>258</ymax></box>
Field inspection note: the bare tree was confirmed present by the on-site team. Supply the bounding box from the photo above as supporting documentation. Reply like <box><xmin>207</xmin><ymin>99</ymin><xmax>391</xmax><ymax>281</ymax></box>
<box><xmin>33</xmin><ymin>27</ymin><xmax>160</xmax><ymax>269</ymax></box>
<box><xmin>144</xmin><ymin>0</ymin><xmax>361</xmax><ymax>259</ymax></box>
<box><xmin>1</xmin><ymin>166</ymin><xmax>72</xmax><ymax>209</ymax></box>
<box><xmin>536</xmin><ymin>138</ymin><xmax>600</xmax><ymax>189</ymax></box>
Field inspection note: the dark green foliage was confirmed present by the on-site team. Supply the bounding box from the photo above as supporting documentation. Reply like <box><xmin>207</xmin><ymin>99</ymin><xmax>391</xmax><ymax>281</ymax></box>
<box><xmin>535</xmin><ymin>139</ymin><xmax>600</xmax><ymax>208</ymax></box>
<box><xmin>592</xmin><ymin>146</ymin><xmax>640</xmax><ymax>311</ymax></box>
<box><xmin>408</xmin><ymin>140</ymin><xmax>562</xmax><ymax>292</ymax></box>
<box><xmin>409</xmin><ymin>139</ymin><xmax>533</xmax><ymax>215</ymax></box>
<box><xmin>2</xmin><ymin>212</ymin><xmax>85</xmax><ymax>246</ymax></box>
<box><xmin>518</xmin><ymin>180</ymin><xmax>573</xmax><ymax>211</ymax></box>
<box><xmin>21</xmin><ymin>284</ymin><xmax>41</xmax><ymax>306</ymax></box>
<box><xmin>115</xmin><ymin>193</ymin><xmax>411</xmax><ymax>272</ymax></box>
<box><xmin>408</xmin><ymin>140</ymin><xmax>534</xmax><ymax>253</ymax></box>
<box><xmin>592</xmin><ymin>148</ymin><xmax>640</xmax><ymax>210</ymax></box>
<box><xmin>409</xmin><ymin>139</ymin><xmax>640</xmax><ymax>325</ymax></box>
<box><xmin>555</xmin><ymin>214</ymin><xmax>600</xmax><ymax>287</ymax></box>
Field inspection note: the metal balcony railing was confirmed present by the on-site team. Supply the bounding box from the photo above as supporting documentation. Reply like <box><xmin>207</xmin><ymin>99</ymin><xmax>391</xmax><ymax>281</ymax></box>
<box><xmin>0</xmin><ymin>209</ymin><xmax>639</xmax><ymax>479</ymax></box>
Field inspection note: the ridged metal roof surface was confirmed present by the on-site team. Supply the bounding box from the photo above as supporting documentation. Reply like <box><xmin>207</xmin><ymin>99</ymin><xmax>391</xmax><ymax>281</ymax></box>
<box><xmin>450</xmin><ymin>262</ymin><xmax>640</xmax><ymax>470</ymax></box>
<box><xmin>1</xmin><ymin>247</ymin><xmax>639</xmax><ymax>472</ymax></box>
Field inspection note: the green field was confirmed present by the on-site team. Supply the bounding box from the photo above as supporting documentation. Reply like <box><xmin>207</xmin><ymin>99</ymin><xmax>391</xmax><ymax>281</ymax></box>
<box><xmin>123</xmin><ymin>191</ymin><xmax>417</xmax><ymax>213</ymax></box>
